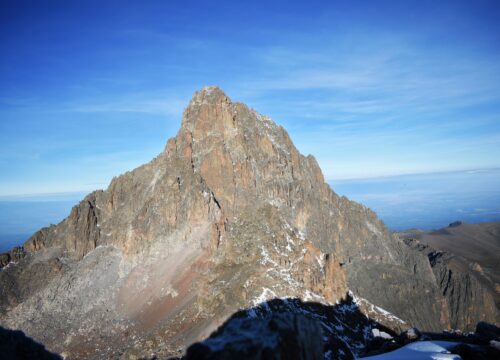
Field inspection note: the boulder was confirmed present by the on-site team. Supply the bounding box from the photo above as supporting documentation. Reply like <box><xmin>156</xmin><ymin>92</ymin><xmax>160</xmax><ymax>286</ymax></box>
<box><xmin>476</xmin><ymin>322</ymin><xmax>500</xmax><ymax>340</ymax></box>
<box><xmin>185</xmin><ymin>313</ymin><xmax>325</xmax><ymax>360</ymax></box>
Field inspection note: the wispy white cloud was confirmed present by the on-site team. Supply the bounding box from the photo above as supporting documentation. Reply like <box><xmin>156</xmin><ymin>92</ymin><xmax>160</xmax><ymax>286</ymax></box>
<box><xmin>238</xmin><ymin>38</ymin><xmax>500</xmax><ymax>120</ymax></box>
<box><xmin>61</xmin><ymin>88</ymin><xmax>187</xmax><ymax>116</ymax></box>
<box><xmin>2</xmin><ymin>16</ymin><xmax>499</xmax><ymax>188</ymax></box>
<box><xmin>71</xmin><ymin>97</ymin><xmax>185</xmax><ymax>116</ymax></box>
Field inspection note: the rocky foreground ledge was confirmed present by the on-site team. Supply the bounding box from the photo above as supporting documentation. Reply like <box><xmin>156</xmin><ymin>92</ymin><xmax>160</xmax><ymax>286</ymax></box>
<box><xmin>182</xmin><ymin>307</ymin><xmax>500</xmax><ymax>360</ymax></box>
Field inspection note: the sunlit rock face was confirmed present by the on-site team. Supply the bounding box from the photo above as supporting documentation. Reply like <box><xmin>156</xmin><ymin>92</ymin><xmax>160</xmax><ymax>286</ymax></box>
<box><xmin>0</xmin><ymin>87</ymin><xmax>452</xmax><ymax>359</ymax></box>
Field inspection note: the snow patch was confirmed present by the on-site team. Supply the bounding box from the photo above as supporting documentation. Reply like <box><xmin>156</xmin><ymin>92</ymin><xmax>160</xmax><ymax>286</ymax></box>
<box><xmin>350</xmin><ymin>290</ymin><xmax>406</xmax><ymax>325</ymax></box>
<box><xmin>363</xmin><ymin>341</ymin><xmax>461</xmax><ymax>359</ymax></box>
<box><xmin>303</xmin><ymin>289</ymin><xmax>324</xmax><ymax>302</ymax></box>
<box><xmin>316</xmin><ymin>254</ymin><xmax>325</xmax><ymax>269</ymax></box>
<box><xmin>259</xmin><ymin>246</ymin><xmax>274</xmax><ymax>266</ymax></box>
<box><xmin>372</xmin><ymin>328</ymin><xmax>393</xmax><ymax>340</ymax></box>
<box><xmin>285</xmin><ymin>234</ymin><xmax>295</xmax><ymax>252</ymax></box>
<box><xmin>252</xmin><ymin>287</ymin><xmax>277</xmax><ymax>308</ymax></box>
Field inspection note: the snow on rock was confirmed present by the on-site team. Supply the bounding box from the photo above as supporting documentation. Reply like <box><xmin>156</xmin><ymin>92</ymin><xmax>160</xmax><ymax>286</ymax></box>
<box><xmin>350</xmin><ymin>291</ymin><xmax>407</xmax><ymax>330</ymax></box>
<box><xmin>237</xmin><ymin>294</ymin><xmax>376</xmax><ymax>359</ymax></box>
<box><xmin>303</xmin><ymin>289</ymin><xmax>325</xmax><ymax>302</ymax></box>
<box><xmin>251</xmin><ymin>287</ymin><xmax>277</xmax><ymax>308</ymax></box>
<box><xmin>372</xmin><ymin>328</ymin><xmax>393</xmax><ymax>340</ymax></box>
<box><xmin>363</xmin><ymin>341</ymin><xmax>461</xmax><ymax>359</ymax></box>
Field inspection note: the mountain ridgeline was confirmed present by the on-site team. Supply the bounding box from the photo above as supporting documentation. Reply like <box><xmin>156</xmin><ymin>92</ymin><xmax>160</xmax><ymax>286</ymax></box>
<box><xmin>0</xmin><ymin>87</ymin><xmax>497</xmax><ymax>359</ymax></box>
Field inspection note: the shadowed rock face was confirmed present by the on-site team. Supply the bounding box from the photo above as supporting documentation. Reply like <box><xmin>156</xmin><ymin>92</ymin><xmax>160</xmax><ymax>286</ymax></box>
<box><xmin>0</xmin><ymin>87</ymin><xmax>454</xmax><ymax>359</ymax></box>
<box><xmin>0</xmin><ymin>326</ymin><xmax>62</xmax><ymax>360</ymax></box>
<box><xmin>185</xmin><ymin>295</ymin><xmax>395</xmax><ymax>360</ymax></box>
<box><xmin>187</xmin><ymin>298</ymin><xmax>500</xmax><ymax>360</ymax></box>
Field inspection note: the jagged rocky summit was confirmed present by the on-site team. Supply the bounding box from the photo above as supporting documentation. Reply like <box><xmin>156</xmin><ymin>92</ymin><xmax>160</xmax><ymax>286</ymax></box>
<box><xmin>0</xmin><ymin>87</ymin><xmax>495</xmax><ymax>359</ymax></box>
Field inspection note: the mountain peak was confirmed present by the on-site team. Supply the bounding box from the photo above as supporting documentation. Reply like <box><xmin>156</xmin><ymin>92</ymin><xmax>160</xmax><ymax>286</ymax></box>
<box><xmin>188</xmin><ymin>85</ymin><xmax>229</xmax><ymax>107</ymax></box>
<box><xmin>0</xmin><ymin>87</ymin><xmax>472</xmax><ymax>359</ymax></box>
<box><xmin>180</xmin><ymin>86</ymin><xmax>234</xmax><ymax>135</ymax></box>
<box><xmin>182</xmin><ymin>86</ymin><xmax>280</xmax><ymax>140</ymax></box>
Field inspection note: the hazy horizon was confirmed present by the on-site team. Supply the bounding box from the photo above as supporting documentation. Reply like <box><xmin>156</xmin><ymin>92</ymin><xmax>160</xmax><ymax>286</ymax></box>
<box><xmin>2</xmin><ymin>167</ymin><xmax>499</xmax><ymax>252</ymax></box>
<box><xmin>0</xmin><ymin>166</ymin><xmax>498</xmax><ymax>199</ymax></box>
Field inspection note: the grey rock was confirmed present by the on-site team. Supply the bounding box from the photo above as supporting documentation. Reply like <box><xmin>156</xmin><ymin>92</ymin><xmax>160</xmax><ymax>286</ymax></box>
<box><xmin>400</xmin><ymin>221</ymin><xmax>500</xmax><ymax>309</ymax></box>
<box><xmin>0</xmin><ymin>246</ymin><xmax>26</xmax><ymax>269</ymax></box>
<box><xmin>402</xmin><ymin>234</ymin><xmax>499</xmax><ymax>331</ymax></box>
<box><xmin>0</xmin><ymin>253</ymin><xmax>10</xmax><ymax>268</ymax></box>
<box><xmin>405</xmin><ymin>327</ymin><xmax>421</xmax><ymax>340</ymax></box>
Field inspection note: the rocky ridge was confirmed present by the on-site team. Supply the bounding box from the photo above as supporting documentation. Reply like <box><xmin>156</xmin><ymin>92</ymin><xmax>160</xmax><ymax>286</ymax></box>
<box><xmin>400</xmin><ymin>225</ymin><xmax>499</xmax><ymax>331</ymax></box>
<box><xmin>185</xmin><ymin>295</ymin><xmax>397</xmax><ymax>360</ymax></box>
<box><xmin>0</xmin><ymin>87</ymin><xmax>491</xmax><ymax>358</ymax></box>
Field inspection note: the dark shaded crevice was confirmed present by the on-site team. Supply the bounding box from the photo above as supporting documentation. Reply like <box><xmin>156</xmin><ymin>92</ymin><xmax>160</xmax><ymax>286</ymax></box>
<box><xmin>211</xmin><ymin>192</ymin><xmax>222</xmax><ymax>211</ymax></box>
<box><xmin>0</xmin><ymin>326</ymin><xmax>63</xmax><ymax>360</ymax></box>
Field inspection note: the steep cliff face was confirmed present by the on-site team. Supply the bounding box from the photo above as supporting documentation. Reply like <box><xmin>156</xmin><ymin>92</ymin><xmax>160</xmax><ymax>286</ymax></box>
<box><xmin>431</xmin><ymin>254</ymin><xmax>498</xmax><ymax>331</ymax></box>
<box><xmin>402</xmin><ymin>236</ymin><xmax>499</xmax><ymax>331</ymax></box>
<box><xmin>400</xmin><ymin>222</ymin><xmax>500</xmax><ymax>312</ymax></box>
<box><xmin>0</xmin><ymin>87</ymin><xmax>452</xmax><ymax>359</ymax></box>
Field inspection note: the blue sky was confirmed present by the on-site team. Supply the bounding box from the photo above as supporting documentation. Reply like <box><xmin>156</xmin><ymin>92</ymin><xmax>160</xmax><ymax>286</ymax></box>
<box><xmin>1</xmin><ymin>0</ymin><xmax>500</xmax><ymax>196</ymax></box>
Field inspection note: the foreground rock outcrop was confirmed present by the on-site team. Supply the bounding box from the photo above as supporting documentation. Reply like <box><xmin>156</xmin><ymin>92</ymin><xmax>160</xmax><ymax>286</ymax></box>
<box><xmin>0</xmin><ymin>247</ymin><xmax>25</xmax><ymax>268</ymax></box>
<box><xmin>185</xmin><ymin>301</ymin><xmax>500</xmax><ymax>360</ymax></box>
<box><xmin>185</xmin><ymin>295</ymin><xmax>396</xmax><ymax>360</ymax></box>
<box><xmin>0</xmin><ymin>326</ymin><xmax>62</xmax><ymax>360</ymax></box>
<box><xmin>0</xmin><ymin>87</ymin><xmax>493</xmax><ymax>358</ymax></box>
